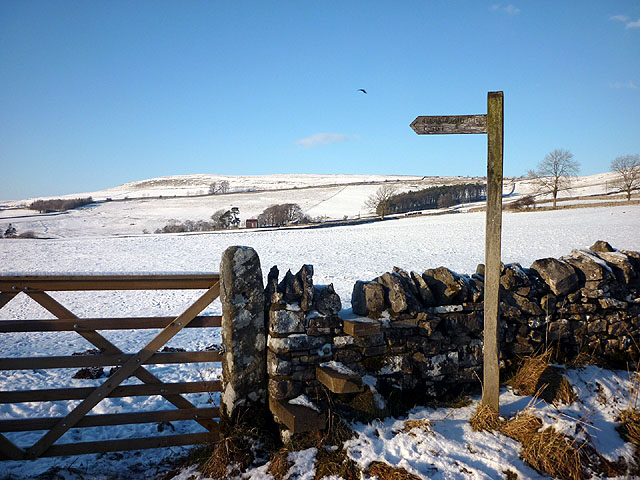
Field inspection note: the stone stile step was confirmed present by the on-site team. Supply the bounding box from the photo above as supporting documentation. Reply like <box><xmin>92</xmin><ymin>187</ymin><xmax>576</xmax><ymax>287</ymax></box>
<box><xmin>316</xmin><ymin>366</ymin><xmax>364</xmax><ymax>394</ymax></box>
<box><xmin>268</xmin><ymin>397</ymin><xmax>326</xmax><ymax>434</ymax></box>
<box><xmin>342</xmin><ymin>319</ymin><xmax>381</xmax><ymax>337</ymax></box>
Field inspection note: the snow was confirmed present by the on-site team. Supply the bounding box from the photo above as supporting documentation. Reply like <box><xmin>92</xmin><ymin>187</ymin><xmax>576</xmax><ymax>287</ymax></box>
<box><xmin>288</xmin><ymin>395</ymin><xmax>320</xmax><ymax>414</ymax></box>
<box><xmin>1</xmin><ymin>173</ymin><xmax>639</xmax><ymax>479</ymax></box>
<box><xmin>319</xmin><ymin>361</ymin><xmax>358</xmax><ymax>376</ymax></box>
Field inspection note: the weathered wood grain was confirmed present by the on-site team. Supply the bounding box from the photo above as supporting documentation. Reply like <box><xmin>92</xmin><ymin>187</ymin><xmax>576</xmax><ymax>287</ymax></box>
<box><xmin>410</xmin><ymin>114</ymin><xmax>487</xmax><ymax>135</ymax></box>
<box><xmin>482</xmin><ymin>91</ymin><xmax>504</xmax><ymax>413</ymax></box>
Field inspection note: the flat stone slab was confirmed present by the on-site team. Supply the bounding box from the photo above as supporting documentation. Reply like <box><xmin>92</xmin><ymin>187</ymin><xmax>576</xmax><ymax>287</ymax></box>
<box><xmin>343</xmin><ymin>318</ymin><xmax>381</xmax><ymax>337</ymax></box>
<box><xmin>269</xmin><ymin>397</ymin><xmax>326</xmax><ymax>433</ymax></box>
<box><xmin>316</xmin><ymin>366</ymin><xmax>364</xmax><ymax>394</ymax></box>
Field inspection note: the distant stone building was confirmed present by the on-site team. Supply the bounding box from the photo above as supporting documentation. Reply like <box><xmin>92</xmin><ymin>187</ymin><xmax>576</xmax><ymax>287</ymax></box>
<box><xmin>245</xmin><ymin>219</ymin><xmax>258</xmax><ymax>229</ymax></box>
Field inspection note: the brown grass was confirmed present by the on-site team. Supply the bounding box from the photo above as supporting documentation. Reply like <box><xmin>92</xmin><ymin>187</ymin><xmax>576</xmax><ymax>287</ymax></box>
<box><xmin>509</xmin><ymin>350</ymin><xmax>576</xmax><ymax>405</ymax></box>
<box><xmin>199</xmin><ymin>435</ymin><xmax>254</xmax><ymax>479</ymax></box>
<box><xmin>366</xmin><ymin>461</ymin><xmax>422</xmax><ymax>480</ymax></box>
<box><xmin>266</xmin><ymin>448</ymin><xmax>292</xmax><ymax>480</ymax></box>
<box><xmin>401</xmin><ymin>419</ymin><xmax>432</xmax><ymax>436</ymax></box>
<box><xmin>500</xmin><ymin>413</ymin><xmax>586</xmax><ymax>480</ymax></box>
<box><xmin>618</xmin><ymin>408</ymin><xmax>640</xmax><ymax>451</ymax></box>
<box><xmin>314</xmin><ymin>448</ymin><xmax>359</xmax><ymax>480</ymax></box>
<box><xmin>470</xmin><ymin>402</ymin><xmax>501</xmax><ymax>432</ymax></box>
<box><xmin>268</xmin><ymin>412</ymin><xmax>357</xmax><ymax>480</ymax></box>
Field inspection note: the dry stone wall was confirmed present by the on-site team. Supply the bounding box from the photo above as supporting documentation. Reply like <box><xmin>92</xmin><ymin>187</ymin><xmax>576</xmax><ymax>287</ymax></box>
<box><xmin>263</xmin><ymin>241</ymin><xmax>640</xmax><ymax>415</ymax></box>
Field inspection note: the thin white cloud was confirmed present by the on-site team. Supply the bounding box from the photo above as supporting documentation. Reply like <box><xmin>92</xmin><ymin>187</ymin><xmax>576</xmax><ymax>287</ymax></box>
<box><xmin>294</xmin><ymin>133</ymin><xmax>359</xmax><ymax>149</ymax></box>
<box><xmin>610</xmin><ymin>81</ymin><xmax>637</xmax><ymax>89</ymax></box>
<box><xmin>609</xmin><ymin>14</ymin><xmax>640</xmax><ymax>28</ymax></box>
<box><xmin>627</xmin><ymin>18</ymin><xmax>640</xmax><ymax>28</ymax></box>
<box><xmin>490</xmin><ymin>4</ymin><xmax>520</xmax><ymax>15</ymax></box>
<box><xmin>609</xmin><ymin>14</ymin><xmax>629</xmax><ymax>22</ymax></box>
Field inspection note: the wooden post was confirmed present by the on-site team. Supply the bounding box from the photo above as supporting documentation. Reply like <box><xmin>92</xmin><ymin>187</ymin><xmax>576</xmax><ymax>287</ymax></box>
<box><xmin>411</xmin><ymin>91</ymin><xmax>504</xmax><ymax>413</ymax></box>
<box><xmin>483</xmin><ymin>91</ymin><xmax>503</xmax><ymax>412</ymax></box>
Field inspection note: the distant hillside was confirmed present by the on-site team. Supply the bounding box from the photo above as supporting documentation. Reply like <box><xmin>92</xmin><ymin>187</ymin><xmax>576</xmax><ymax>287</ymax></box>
<box><xmin>0</xmin><ymin>171</ymin><xmax>633</xmax><ymax>239</ymax></box>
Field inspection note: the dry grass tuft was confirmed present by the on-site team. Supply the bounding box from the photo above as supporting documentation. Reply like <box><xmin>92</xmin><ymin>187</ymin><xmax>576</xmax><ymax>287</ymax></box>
<box><xmin>366</xmin><ymin>461</ymin><xmax>422</xmax><ymax>480</ymax></box>
<box><xmin>500</xmin><ymin>413</ymin><xmax>586</xmax><ymax>480</ymax></box>
<box><xmin>200</xmin><ymin>435</ymin><xmax>254</xmax><ymax>480</ymax></box>
<box><xmin>498</xmin><ymin>412</ymin><xmax>542</xmax><ymax>439</ymax></box>
<box><xmin>618</xmin><ymin>408</ymin><xmax>640</xmax><ymax>451</ymax></box>
<box><xmin>401</xmin><ymin>419</ymin><xmax>432</xmax><ymax>436</ymax></box>
<box><xmin>568</xmin><ymin>350</ymin><xmax>600</xmax><ymax>368</ymax></box>
<box><xmin>267</xmin><ymin>448</ymin><xmax>292</xmax><ymax>480</ymax></box>
<box><xmin>324</xmin><ymin>411</ymin><xmax>356</xmax><ymax>446</ymax></box>
<box><xmin>509</xmin><ymin>350</ymin><xmax>576</xmax><ymax>405</ymax></box>
<box><xmin>314</xmin><ymin>448</ymin><xmax>359</xmax><ymax>480</ymax></box>
<box><xmin>470</xmin><ymin>402</ymin><xmax>501</xmax><ymax>432</ymax></box>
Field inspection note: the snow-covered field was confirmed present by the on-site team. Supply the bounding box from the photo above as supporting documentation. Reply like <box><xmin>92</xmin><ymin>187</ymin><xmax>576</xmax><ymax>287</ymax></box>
<box><xmin>1</xmin><ymin>172</ymin><xmax>639</xmax><ymax>479</ymax></box>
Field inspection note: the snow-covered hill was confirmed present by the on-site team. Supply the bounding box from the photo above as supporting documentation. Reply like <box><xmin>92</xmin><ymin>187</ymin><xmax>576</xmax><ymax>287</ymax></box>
<box><xmin>0</xmin><ymin>171</ymin><xmax>631</xmax><ymax>239</ymax></box>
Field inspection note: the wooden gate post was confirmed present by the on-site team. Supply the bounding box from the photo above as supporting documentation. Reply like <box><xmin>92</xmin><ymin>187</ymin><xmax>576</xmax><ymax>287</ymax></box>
<box><xmin>220</xmin><ymin>246</ymin><xmax>268</xmax><ymax>432</ymax></box>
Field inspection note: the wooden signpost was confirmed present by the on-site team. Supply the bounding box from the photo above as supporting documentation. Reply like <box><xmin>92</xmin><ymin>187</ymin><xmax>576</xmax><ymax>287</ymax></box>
<box><xmin>411</xmin><ymin>91</ymin><xmax>504</xmax><ymax>412</ymax></box>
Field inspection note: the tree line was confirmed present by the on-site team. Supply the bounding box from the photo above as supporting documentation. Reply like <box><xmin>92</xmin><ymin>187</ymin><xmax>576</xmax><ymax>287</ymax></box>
<box><xmin>387</xmin><ymin>183</ymin><xmax>486</xmax><ymax>214</ymax></box>
<box><xmin>365</xmin><ymin>150</ymin><xmax>639</xmax><ymax>217</ymax></box>
<box><xmin>29</xmin><ymin>197</ymin><xmax>94</xmax><ymax>213</ymax></box>
<box><xmin>364</xmin><ymin>183</ymin><xmax>486</xmax><ymax>218</ymax></box>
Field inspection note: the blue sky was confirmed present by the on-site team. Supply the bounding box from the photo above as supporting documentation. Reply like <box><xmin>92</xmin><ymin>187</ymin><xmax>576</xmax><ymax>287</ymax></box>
<box><xmin>1</xmin><ymin>1</ymin><xmax>639</xmax><ymax>200</ymax></box>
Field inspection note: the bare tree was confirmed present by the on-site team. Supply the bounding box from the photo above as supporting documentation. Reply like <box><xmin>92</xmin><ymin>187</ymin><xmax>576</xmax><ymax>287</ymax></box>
<box><xmin>611</xmin><ymin>154</ymin><xmax>640</xmax><ymax>201</ymax></box>
<box><xmin>527</xmin><ymin>149</ymin><xmax>580</xmax><ymax>208</ymax></box>
<box><xmin>364</xmin><ymin>184</ymin><xmax>398</xmax><ymax>219</ymax></box>
<box><xmin>218</xmin><ymin>180</ymin><xmax>230</xmax><ymax>194</ymax></box>
<box><xmin>208</xmin><ymin>180</ymin><xmax>230</xmax><ymax>194</ymax></box>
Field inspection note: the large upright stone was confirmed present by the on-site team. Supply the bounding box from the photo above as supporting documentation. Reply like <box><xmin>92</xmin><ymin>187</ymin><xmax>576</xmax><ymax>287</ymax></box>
<box><xmin>296</xmin><ymin>265</ymin><xmax>315</xmax><ymax>312</ymax></box>
<box><xmin>352</xmin><ymin>280</ymin><xmax>386</xmax><ymax>318</ymax></box>
<box><xmin>314</xmin><ymin>283</ymin><xmax>342</xmax><ymax>315</ymax></box>
<box><xmin>423</xmin><ymin>267</ymin><xmax>467</xmax><ymax>305</ymax></box>
<box><xmin>220</xmin><ymin>246</ymin><xmax>267</xmax><ymax>429</ymax></box>
<box><xmin>530</xmin><ymin>258</ymin><xmax>580</xmax><ymax>296</ymax></box>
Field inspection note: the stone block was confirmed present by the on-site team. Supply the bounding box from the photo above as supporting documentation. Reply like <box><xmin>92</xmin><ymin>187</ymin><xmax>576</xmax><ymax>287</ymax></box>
<box><xmin>269</xmin><ymin>397</ymin><xmax>326</xmax><ymax>434</ymax></box>
<box><xmin>313</xmin><ymin>283</ymin><xmax>342</xmax><ymax>315</ymax></box>
<box><xmin>352</xmin><ymin>332</ymin><xmax>384</xmax><ymax>348</ymax></box>
<box><xmin>530</xmin><ymin>258</ymin><xmax>580</xmax><ymax>296</ymax></box>
<box><xmin>587</xmin><ymin>318</ymin><xmax>607</xmax><ymax>334</ymax></box>
<box><xmin>268</xmin><ymin>334</ymin><xmax>326</xmax><ymax>355</ymax></box>
<box><xmin>268</xmin><ymin>378</ymin><xmax>302</xmax><ymax>401</ymax></box>
<box><xmin>608</xmin><ymin>322</ymin><xmax>628</xmax><ymax>336</ymax></box>
<box><xmin>270</xmin><ymin>309</ymin><xmax>306</xmax><ymax>336</ymax></box>
<box><xmin>376</xmin><ymin>272</ymin><xmax>419</xmax><ymax>313</ymax></box>
<box><xmin>598</xmin><ymin>251</ymin><xmax>636</xmax><ymax>284</ymax></box>
<box><xmin>267</xmin><ymin>350</ymin><xmax>292</xmax><ymax>376</ymax></box>
<box><xmin>423</xmin><ymin>267</ymin><xmax>468</xmax><ymax>305</ymax></box>
<box><xmin>316</xmin><ymin>366</ymin><xmax>364</xmax><ymax>394</ymax></box>
<box><xmin>333</xmin><ymin>348</ymin><xmax>362</xmax><ymax>364</ymax></box>
<box><xmin>589</xmin><ymin>240</ymin><xmax>615</xmax><ymax>253</ymax></box>
<box><xmin>343</xmin><ymin>318</ymin><xmax>381</xmax><ymax>337</ymax></box>
<box><xmin>352</xmin><ymin>280</ymin><xmax>386</xmax><ymax>318</ymax></box>
<box><xmin>362</xmin><ymin>345</ymin><xmax>387</xmax><ymax>357</ymax></box>
<box><xmin>220</xmin><ymin>246</ymin><xmax>267</xmax><ymax>425</ymax></box>
<box><xmin>599</xmin><ymin>298</ymin><xmax>627</xmax><ymax>310</ymax></box>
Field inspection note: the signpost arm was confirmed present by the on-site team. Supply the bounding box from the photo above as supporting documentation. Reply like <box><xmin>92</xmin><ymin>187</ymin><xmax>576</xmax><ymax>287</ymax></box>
<box><xmin>483</xmin><ymin>91</ymin><xmax>504</xmax><ymax>412</ymax></box>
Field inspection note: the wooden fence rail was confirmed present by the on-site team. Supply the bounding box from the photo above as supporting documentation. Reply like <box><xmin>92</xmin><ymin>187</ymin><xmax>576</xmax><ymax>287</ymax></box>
<box><xmin>0</xmin><ymin>274</ymin><xmax>222</xmax><ymax>460</ymax></box>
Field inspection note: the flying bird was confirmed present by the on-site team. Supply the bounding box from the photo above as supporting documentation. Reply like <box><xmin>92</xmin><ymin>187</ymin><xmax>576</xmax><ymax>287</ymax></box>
<box><xmin>357</xmin><ymin>88</ymin><xmax>367</xmax><ymax>94</ymax></box>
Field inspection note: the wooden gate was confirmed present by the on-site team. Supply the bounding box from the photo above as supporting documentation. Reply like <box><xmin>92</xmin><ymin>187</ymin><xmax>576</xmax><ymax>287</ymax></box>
<box><xmin>0</xmin><ymin>274</ymin><xmax>222</xmax><ymax>460</ymax></box>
